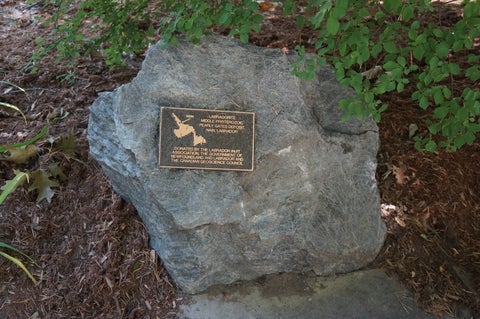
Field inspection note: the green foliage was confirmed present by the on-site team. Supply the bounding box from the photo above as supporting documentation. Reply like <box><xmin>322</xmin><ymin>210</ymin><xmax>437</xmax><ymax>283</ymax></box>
<box><xmin>0</xmin><ymin>83</ymin><xmax>78</xmax><ymax>284</ymax></box>
<box><xmin>0</xmin><ymin>130</ymin><xmax>38</xmax><ymax>283</ymax></box>
<box><xmin>33</xmin><ymin>0</ymin><xmax>480</xmax><ymax>151</ymax></box>
<box><xmin>289</xmin><ymin>0</ymin><xmax>480</xmax><ymax>151</ymax></box>
<box><xmin>0</xmin><ymin>115</ymin><xmax>71</xmax><ymax>282</ymax></box>
<box><xmin>33</xmin><ymin>0</ymin><xmax>155</xmax><ymax>66</ymax></box>
<box><xmin>1</xmin><ymin>82</ymin><xmax>76</xmax><ymax>204</ymax></box>
<box><xmin>159</xmin><ymin>0</ymin><xmax>263</xmax><ymax>45</ymax></box>
<box><xmin>1</xmin><ymin>125</ymin><xmax>74</xmax><ymax>203</ymax></box>
<box><xmin>34</xmin><ymin>0</ymin><xmax>263</xmax><ymax>66</ymax></box>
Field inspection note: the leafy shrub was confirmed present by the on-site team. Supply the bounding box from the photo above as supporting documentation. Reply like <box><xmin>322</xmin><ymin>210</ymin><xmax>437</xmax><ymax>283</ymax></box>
<box><xmin>33</xmin><ymin>0</ymin><xmax>480</xmax><ymax>151</ymax></box>
<box><xmin>286</xmin><ymin>0</ymin><xmax>480</xmax><ymax>151</ymax></box>
<box><xmin>158</xmin><ymin>0</ymin><xmax>263</xmax><ymax>44</ymax></box>
<box><xmin>32</xmin><ymin>0</ymin><xmax>155</xmax><ymax>67</ymax></box>
<box><xmin>33</xmin><ymin>0</ymin><xmax>263</xmax><ymax>65</ymax></box>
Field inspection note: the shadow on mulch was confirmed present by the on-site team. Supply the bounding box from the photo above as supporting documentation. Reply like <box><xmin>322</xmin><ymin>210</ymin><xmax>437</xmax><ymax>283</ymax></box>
<box><xmin>374</xmin><ymin>89</ymin><xmax>480</xmax><ymax>315</ymax></box>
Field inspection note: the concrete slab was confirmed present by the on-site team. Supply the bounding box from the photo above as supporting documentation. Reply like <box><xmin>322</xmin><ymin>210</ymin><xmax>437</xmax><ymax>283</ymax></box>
<box><xmin>179</xmin><ymin>269</ymin><xmax>461</xmax><ymax>319</ymax></box>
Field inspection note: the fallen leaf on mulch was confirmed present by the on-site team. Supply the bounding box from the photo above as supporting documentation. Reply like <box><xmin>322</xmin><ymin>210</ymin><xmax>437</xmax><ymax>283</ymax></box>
<box><xmin>28</xmin><ymin>169</ymin><xmax>59</xmax><ymax>203</ymax></box>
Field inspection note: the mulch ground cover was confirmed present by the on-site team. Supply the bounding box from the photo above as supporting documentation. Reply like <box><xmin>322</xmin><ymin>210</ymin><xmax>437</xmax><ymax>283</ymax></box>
<box><xmin>1</xmin><ymin>1</ymin><xmax>479</xmax><ymax>318</ymax></box>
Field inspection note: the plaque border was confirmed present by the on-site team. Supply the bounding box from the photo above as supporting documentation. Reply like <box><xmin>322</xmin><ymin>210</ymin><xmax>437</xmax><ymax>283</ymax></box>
<box><xmin>159</xmin><ymin>107</ymin><xmax>255</xmax><ymax>172</ymax></box>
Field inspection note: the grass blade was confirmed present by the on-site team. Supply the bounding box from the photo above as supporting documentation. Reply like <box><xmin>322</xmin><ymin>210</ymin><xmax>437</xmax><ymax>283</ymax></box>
<box><xmin>0</xmin><ymin>80</ymin><xmax>27</xmax><ymax>95</ymax></box>
<box><xmin>0</xmin><ymin>241</ymin><xmax>39</xmax><ymax>267</ymax></box>
<box><xmin>0</xmin><ymin>251</ymin><xmax>37</xmax><ymax>283</ymax></box>
<box><xmin>0</xmin><ymin>170</ymin><xmax>29</xmax><ymax>205</ymax></box>
<box><xmin>0</xmin><ymin>124</ymin><xmax>49</xmax><ymax>153</ymax></box>
<box><xmin>0</xmin><ymin>101</ymin><xmax>26</xmax><ymax>122</ymax></box>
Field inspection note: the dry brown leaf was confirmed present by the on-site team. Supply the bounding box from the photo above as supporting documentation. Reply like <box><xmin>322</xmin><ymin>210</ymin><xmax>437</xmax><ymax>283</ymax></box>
<box><xmin>361</xmin><ymin>65</ymin><xmax>383</xmax><ymax>80</ymax></box>
<box><xmin>105</xmin><ymin>276</ymin><xmax>114</xmax><ymax>290</ymax></box>
<box><xmin>28</xmin><ymin>170</ymin><xmax>59</xmax><ymax>203</ymax></box>
<box><xmin>392</xmin><ymin>164</ymin><xmax>408</xmax><ymax>185</ymax></box>
<box><xmin>258</xmin><ymin>1</ymin><xmax>277</xmax><ymax>11</ymax></box>
<box><xmin>394</xmin><ymin>216</ymin><xmax>406</xmax><ymax>227</ymax></box>
<box><xmin>408</xmin><ymin>123</ymin><xmax>419</xmax><ymax>139</ymax></box>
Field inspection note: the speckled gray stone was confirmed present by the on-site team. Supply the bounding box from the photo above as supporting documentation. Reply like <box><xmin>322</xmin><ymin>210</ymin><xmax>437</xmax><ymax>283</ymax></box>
<box><xmin>88</xmin><ymin>36</ymin><xmax>386</xmax><ymax>293</ymax></box>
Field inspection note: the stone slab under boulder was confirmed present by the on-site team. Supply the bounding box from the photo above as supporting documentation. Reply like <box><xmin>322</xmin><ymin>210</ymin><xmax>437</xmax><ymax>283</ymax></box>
<box><xmin>87</xmin><ymin>36</ymin><xmax>386</xmax><ymax>294</ymax></box>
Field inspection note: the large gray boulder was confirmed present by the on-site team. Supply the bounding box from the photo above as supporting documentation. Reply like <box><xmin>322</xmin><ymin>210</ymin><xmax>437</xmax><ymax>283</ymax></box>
<box><xmin>88</xmin><ymin>36</ymin><xmax>386</xmax><ymax>294</ymax></box>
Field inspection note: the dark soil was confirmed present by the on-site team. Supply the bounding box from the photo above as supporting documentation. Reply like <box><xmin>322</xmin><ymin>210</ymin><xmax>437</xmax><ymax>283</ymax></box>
<box><xmin>1</xmin><ymin>1</ymin><xmax>479</xmax><ymax>318</ymax></box>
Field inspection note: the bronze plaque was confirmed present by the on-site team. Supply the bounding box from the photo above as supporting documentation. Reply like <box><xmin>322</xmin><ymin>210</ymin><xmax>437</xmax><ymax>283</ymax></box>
<box><xmin>159</xmin><ymin>107</ymin><xmax>255</xmax><ymax>171</ymax></box>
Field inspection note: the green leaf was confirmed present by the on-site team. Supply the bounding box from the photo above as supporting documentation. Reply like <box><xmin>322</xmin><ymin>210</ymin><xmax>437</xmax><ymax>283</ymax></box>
<box><xmin>384</xmin><ymin>42</ymin><xmax>397</xmax><ymax>54</ymax></box>
<box><xmin>251</xmin><ymin>13</ymin><xmax>263</xmax><ymax>26</ymax></box>
<box><xmin>433</xmin><ymin>89</ymin><xmax>444</xmax><ymax>105</ymax></box>
<box><xmin>467</xmin><ymin>54</ymin><xmax>480</xmax><ymax>64</ymax></box>
<box><xmin>0</xmin><ymin>170</ymin><xmax>29</xmax><ymax>205</ymax></box>
<box><xmin>326</xmin><ymin>16</ymin><xmax>340</xmax><ymax>35</ymax></box>
<box><xmin>218</xmin><ymin>11</ymin><xmax>232</xmax><ymax>25</ymax></box>
<box><xmin>401</xmin><ymin>5</ymin><xmax>414</xmax><ymax>21</ymax></box>
<box><xmin>428</xmin><ymin>121</ymin><xmax>441</xmax><ymax>134</ymax></box>
<box><xmin>433</xmin><ymin>106</ymin><xmax>449</xmax><ymax>119</ymax></box>
<box><xmin>296</xmin><ymin>15</ymin><xmax>305</xmax><ymax>28</ymax></box>
<box><xmin>435</xmin><ymin>42</ymin><xmax>450</xmax><ymax>58</ymax></box>
<box><xmin>28</xmin><ymin>170</ymin><xmax>60</xmax><ymax>203</ymax></box>
<box><xmin>331</xmin><ymin>2</ymin><xmax>347</xmax><ymax>19</ymax></box>
<box><xmin>447</xmin><ymin>63</ymin><xmax>461</xmax><ymax>75</ymax></box>
<box><xmin>413</xmin><ymin>46</ymin><xmax>425</xmax><ymax>60</ymax></box>
<box><xmin>371</xmin><ymin>43</ymin><xmax>382</xmax><ymax>58</ymax></box>
<box><xmin>419</xmin><ymin>96</ymin><xmax>429</xmax><ymax>109</ymax></box>
<box><xmin>283</xmin><ymin>0</ymin><xmax>296</xmax><ymax>15</ymax></box>
<box><xmin>466</xmin><ymin>65</ymin><xmax>480</xmax><ymax>81</ymax></box>
<box><xmin>442</xmin><ymin>87</ymin><xmax>452</xmax><ymax>100</ymax></box>
<box><xmin>453</xmin><ymin>136</ymin><xmax>466</xmax><ymax>150</ymax></box>
<box><xmin>384</xmin><ymin>0</ymin><xmax>402</xmax><ymax>14</ymax></box>
<box><xmin>432</xmin><ymin>28</ymin><xmax>443</xmax><ymax>38</ymax></box>
<box><xmin>412</xmin><ymin>91</ymin><xmax>421</xmax><ymax>101</ymax></box>
<box><xmin>425</xmin><ymin>139</ymin><xmax>437</xmax><ymax>152</ymax></box>
<box><xmin>453</xmin><ymin>40</ymin><xmax>464</xmax><ymax>53</ymax></box>
<box><xmin>239</xmin><ymin>32</ymin><xmax>249</xmax><ymax>43</ymax></box>
<box><xmin>0</xmin><ymin>242</ymin><xmax>35</xmax><ymax>264</ymax></box>
<box><xmin>411</xmin><ymin>21</ymin><xmax>420</xmax><ymax>30</ymax></box>
<box><xmin>364</xmin><ymin>92</ymin><xmax>374</xmax><ymax>103</ymax></box>
<box><xmin>383</xmin><ymin>60</ymin><xmax>399</xmax><ymax>71</ymax></box>
<box><xmin>396</xmin><ymin>56</ymin><xmax>407</xmax><ymax>67</ymax></box>
<box><xmin>463</xmin><ymin>2</ymin><xmax>479</xmax><ymax>19</ymax></box>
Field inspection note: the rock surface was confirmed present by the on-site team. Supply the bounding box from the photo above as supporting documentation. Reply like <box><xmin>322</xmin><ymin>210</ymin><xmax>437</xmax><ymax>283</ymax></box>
<box><xmin>179</xmin><ymin>269</ymin><xmax>455</xmax><ymax>319</ymax></box>
<box><xmin>88</xmin><ymin>36</ymin><xmax>386</xmax><ymax>293</ymax></box>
